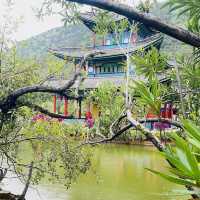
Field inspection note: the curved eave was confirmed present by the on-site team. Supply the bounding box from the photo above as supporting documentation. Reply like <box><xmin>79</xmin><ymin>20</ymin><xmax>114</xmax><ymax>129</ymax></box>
<box><xmin>50</xmin><ymin>52</ymin><xmax>65</xmax><ymax>60</ymax></box>
<box><xmin>49</xmin><ymin>49</ymin><xmax>83</xmax><ymax>61</ymax></box>
<box><xmin>79</xmin><ymin>16</ymin><xmax>96</xmax><ymax>32</ymax></box>
<box><xmin>49</xmin><ymin>34</ymin><xmax>164</xmax><ymax>61</ymax></box>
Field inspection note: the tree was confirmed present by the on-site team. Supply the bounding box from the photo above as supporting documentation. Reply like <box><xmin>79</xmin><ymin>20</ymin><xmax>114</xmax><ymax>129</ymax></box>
<box><xmin>0</xmin><ymin>2</ymin><xmax>100</xmax><ymax>196</ymax></box>
<box><xmin>0</xmin><ymin>49</ymin><xmax>98</xmax><ymax>194</ymax></box>
<box><xmin>1</xmin><ymin>0</ymin><xmax>200</xmax><ymax>199</ymax></box>
<box><xmin>48</xmin><ymin>0</ymin><xmax>200</xmax><ymax>198</ymax></box>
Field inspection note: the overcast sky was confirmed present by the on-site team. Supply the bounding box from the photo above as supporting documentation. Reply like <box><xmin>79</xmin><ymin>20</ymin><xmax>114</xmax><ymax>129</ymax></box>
<box><xmin>0</xmin><ymin>0</ymin><xmax>162</xmax><ymax>42</ymax></box>
<box><xmin>0</xmin><ymin>0</ymin><xmax>63</xmax><ymax>41</ymax></box>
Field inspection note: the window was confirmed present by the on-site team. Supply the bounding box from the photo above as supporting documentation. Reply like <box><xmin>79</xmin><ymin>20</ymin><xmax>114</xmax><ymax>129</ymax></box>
<box><xmin>98</xmin><ymin>63</ymin><xmax>124</xmax><ymax>74</ymax></box>
<box><xmin>130</xmin><ymin>64</ymin><xmax>135</xmax><ymax>74</ymax></box>
<box><xmin>105</xmin><ymin>39</ymin><xmax>111</xmax><ymax>46</ymax></box>
<box><xmin>112</xmin><ymin>66</ymin><xmax>115</xmax><ymax>73</ymax></box>
<box><xmin>96</xmin><ymin>66</ymin><xmax>100</xmax><ymax>74</ymax></box>
<box><xmin>122</xmin><ymin>31</ymin><xmax>130</xmax><ymax>44</ymax></box>
<box><xmin>105</xmin><ymin>34</ymin><xmax>112</xmax><ymax>46</ymax></box>
<box><xmin>117</xmin><ymin>64</ymin><xmax>124</xmax><ymax>73</ymax></box>
<box><xmin>114</xmin><ymin>66</ymin><xmax>118</xmax><ymax>73</ymax></box>
<box><xmin>88</xmin><ymin>67</ymin><xmax>94</xmax><ymax>73</ymax></box>
<box><xmin>123</xmin><ymin>37</ymin><xmax>129</xmax><ymax>44</ymax></box>
<box><xmin>117</xmin><ymin>66</ymin><xmax>122</xmax><ymax>73</ymax></box>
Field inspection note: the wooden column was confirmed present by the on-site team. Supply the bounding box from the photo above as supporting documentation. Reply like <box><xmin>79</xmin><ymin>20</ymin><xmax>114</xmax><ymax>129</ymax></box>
<box><xmin>102</xmin><ymin>36</ymin><xmax>105</xmax><ymax>46</ymax></box>
<box><xmin>64</xmin><ymin>98</ymin><xmax>68</xmax><ymax>116</ymax></box>
<box><xmin>78</xmin><ymin>99</ymin><xmax>82</xmax><ymax>119</ymax></box>
<box><xmin>131</xmin><ymin>32</ymin><xmax>137</xmax><ymax>44</ymax></box>
<box><xmin>93</xmin><ymin>33</ymin><xmax>96</xmax><ymax>47</ymax></box>
<box><xmin>53</xmin><ymin>95</ymin><xmax>57</xmax><ymax>113</ymax></box>
<box><xmin>87</xmin><ymin>102</ymin><xmax>91</xmax><ymax>112</ymax></box>
<box><xmin>85</xmin><ymin>61</ymin><xmax>89</xmax><ymax>74</ymax></box>
<box><xmin>57</xmin><ymin>96</ymin><xmax>62</xmax><ymax>114</ymax></box>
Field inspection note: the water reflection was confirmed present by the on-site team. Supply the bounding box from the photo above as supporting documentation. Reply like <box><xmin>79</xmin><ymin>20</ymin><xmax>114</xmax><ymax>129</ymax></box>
<box><xmin>2</xmin><ymin>145</ymin><xmax>188</xmax><ymax>200</ymax></box>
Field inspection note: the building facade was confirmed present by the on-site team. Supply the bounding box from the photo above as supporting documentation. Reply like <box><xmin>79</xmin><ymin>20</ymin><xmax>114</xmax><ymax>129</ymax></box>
<box><xmin>48</xmin><ymin>12</ymin><xmax>164</xmax><ymax>119</ymax></box>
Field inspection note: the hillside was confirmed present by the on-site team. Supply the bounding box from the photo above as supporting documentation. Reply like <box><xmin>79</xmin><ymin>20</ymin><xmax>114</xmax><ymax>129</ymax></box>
<box><xmin>17</xmin><ymin>23</ymin><xmax>92</xmax><ymax>58</ymax></box>
<box><xmin>152</xmin><ymin>3</ymin><xmax>192</xmax><ymax>56</ymax></box>
<box><xmin>17</xmin><ymin>2</ymin><xmax>192</xmax><ymax>59</ymax></box>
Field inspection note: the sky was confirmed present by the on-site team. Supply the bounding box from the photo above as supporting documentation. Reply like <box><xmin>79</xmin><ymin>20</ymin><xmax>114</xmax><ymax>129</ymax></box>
<box><xmin>0</xmin><ymin>0</ymin><xmax>63</xmax><ymax>41</ymax></box>
<box><xmin>0</xmin><ymin>0</ymin><xmax>162</xmax><ymax>42</ymax></box>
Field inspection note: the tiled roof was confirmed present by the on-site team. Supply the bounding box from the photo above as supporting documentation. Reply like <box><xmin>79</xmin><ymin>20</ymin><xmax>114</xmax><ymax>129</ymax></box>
<box><xmin>46</xmin><ymin>75</ymin><xmax>145</xmax><ymax>89</ymax></box>
<box><xmin>80</xmin><ymin>12</ymin><xmax>125</xmax><ymax>23</ymax></box>
<box><xmin>49</xmin><ymin>34</ymin><xmax>163</xmax><ymax>60</ymax></box>
<box><xmin>46</xmin><ymin>74</ymin><xmax>170</xmax><ymax>90</ymax></box>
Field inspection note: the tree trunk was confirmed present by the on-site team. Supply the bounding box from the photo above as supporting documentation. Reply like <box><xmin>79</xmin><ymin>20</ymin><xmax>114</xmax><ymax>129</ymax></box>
<box><xmin>65</xmin><ymin>0</ymin><xmax>200</xmax><ymax>47</ymax></box>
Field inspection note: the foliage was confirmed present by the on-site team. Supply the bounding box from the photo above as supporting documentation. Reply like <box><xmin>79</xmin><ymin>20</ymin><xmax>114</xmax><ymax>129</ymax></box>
<box><xmin>0</xmin><ymin>2</ymin><xmax>91</xmax><ymax>190</ymax></box>
<box><xmin>0</xmin><ymin>51</ymin><xmax>91</xmax><ymax>188</ymax></box>
<box><xmin>94</xmin><ymin>11</ymin><xmax>129</xmax><ymax>36</ymax></box>
<box><xmin>131</xmin><ymin>47</ymin><xmax>200</xmax><ymax>197</ymax></box>
<box><xmin>137</xmin><ymin>0</ymin><xmax>154</xmax><ymax>13</ymax></box>
<box><xmin>129</xmin><ymin>1</ymin><xmax>200</xmax><ymax>193</ymax></box>
<box><xmin>165</xmin><ymin>0</ymin><xmax>200</xmax><ymax>33</ymax></box>
<box><xmin>180</xmin><ymin>59</ymin><xmax>200</xmax><ymax>90</ymax></box>
<box><xmin>131</xmin><ymin>47</ymin><xmax>167</xmax><ymax>81</ymax></box>
<box><xmin>130</xmin><ymin>47</ymin><xmax>170</xmax><ymax>115</ymax></box>
<box><xmin>36</xmin><ymin>0</ymin><xmax>81</xmax><ymax>24</ymax></box>
<box><xmin>132</xmin><ymin>79</ymin><xmax>162</xmax><ymax>115</ymax></box>
<box><xmin>20</xmin><ymin>120</ymin><xmax>91</xmax><ymax>187</ymax></box>
<box><xmin>169</xmin><ymin>56</ymin><xmax>200</xmax><ymax>123</ymax></box>
<box><xmin>1</xmin><ymin>0</ymin><xmax>199</xmax><ymax>198</ymax></box>
<box><xmin>147</xmin><ymin>120</ymin><xmax>200</xmax><ymax>192</ymax></box>
<box><xmin>87</xmin><ymin>82</ymin><xmax>124</xmax><ymax>136</ymax></box>
<box><xmin>37</xmin><ymin>0</ymin><xmax>200</xmax><ymax>198</ymax></box>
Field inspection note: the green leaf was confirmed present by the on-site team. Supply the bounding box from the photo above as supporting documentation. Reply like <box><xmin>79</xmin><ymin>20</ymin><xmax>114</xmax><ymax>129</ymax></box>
<box><xmin>146</xmin><ymin>168</ymin><xmax>197</xmax><ymax>187</ymax></box>
<box><xmin>171</xmin><ymin>134</ymin><xmax>200</xmax><ymax>179</ymax></box>
<box><xmin>182</xmin><ymin>119</ymin><xmax>200</xmax><ymax>141</ymax></box>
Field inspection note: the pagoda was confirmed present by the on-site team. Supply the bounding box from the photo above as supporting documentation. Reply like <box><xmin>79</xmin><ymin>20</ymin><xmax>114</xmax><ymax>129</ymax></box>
<box><xmin>48</xmin><ymin>12</ymin><xmax>164</xmax><ymax>119</ymax></box>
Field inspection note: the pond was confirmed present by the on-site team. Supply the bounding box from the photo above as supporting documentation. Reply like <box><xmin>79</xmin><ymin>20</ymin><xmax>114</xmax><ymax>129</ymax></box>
<box><xmin>2</xmin><ymin>145</ymin><xmax>189</xmax><ymax>200</ymax></box>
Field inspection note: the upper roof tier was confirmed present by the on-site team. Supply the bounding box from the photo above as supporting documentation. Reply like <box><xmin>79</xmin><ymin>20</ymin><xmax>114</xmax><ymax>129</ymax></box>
<box><xmin>49</xmin><ymin>33</ymin><xmax>163</xmax><ymax>61</ymax></box>
<box><xmin>79</xmin><ymin>12</ymin><xmax>125</xmax><ymax>31</ymax></box>
<box><xmin>79</xmin><ymin>12</ymin><xmax>158</xmax><ymax>35</ymax></box>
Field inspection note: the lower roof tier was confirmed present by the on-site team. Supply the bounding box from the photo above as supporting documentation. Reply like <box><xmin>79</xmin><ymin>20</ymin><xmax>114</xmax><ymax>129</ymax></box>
<box><xmin>46</xmin><ymin>74</ymin><xmax>170</xmax><ymax>90</ymax></box>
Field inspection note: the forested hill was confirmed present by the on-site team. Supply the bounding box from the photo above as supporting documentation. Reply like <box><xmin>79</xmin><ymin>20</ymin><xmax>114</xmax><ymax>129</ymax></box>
<box><xmin>17</xmin><ymin>24</ymin><xmax>92</xmax><ymax>58</ymax></box>
<box><xmin>17</xmin><ymin>2</ymin><xmax>192</xmax><ymax>59</ymax></box>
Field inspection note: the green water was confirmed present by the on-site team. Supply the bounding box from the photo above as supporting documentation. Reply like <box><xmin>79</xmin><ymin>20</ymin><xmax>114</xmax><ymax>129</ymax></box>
<box><xmin>3</xmin><ymin>145</ymin><xmax>188</xmax><ymax>200</ymax></box>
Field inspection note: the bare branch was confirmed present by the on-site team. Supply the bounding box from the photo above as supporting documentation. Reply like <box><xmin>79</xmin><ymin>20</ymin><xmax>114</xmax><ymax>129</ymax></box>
<box><xmin>0</xmin><ymin>72</ymin><xmax>81</xmax><ymax>113</ymax></box>
<box><xmin>17</xmin><ymin>101</ymin><xmax>85</xmax><ymax>119</ymax></box>
<box><xmin>77</xmin><ymin>123</ymin><xmax>133</xmax><ymax>147</ymax></box>
<box><xmin>126</xmin><ymin>110</ymin><xmax>165</xmax><ymax>151</ymax></box>
<box><xmin>109</xmin><ymin>110</ymin><xmax>126</xmax><ymax>137</ymax></box>
<box><xmin>0</xmin><ymin>136</ymin><xmax>45</xmax><ymax>146</ymax></box>
<box><xmin>0</xmin><ymin>51</ymin><xmax>104</xmax><ymax>113</ymax></box>
<box><xmin>79</xmin><ymin>113</ymin><xmax>183</xmax><ymax>148</ymax></box>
